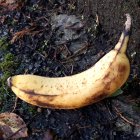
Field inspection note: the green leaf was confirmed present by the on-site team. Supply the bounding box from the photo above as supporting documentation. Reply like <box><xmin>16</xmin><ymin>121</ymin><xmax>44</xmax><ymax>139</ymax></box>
<box><xmin>110</xmin><ymin>88</ymin><xmax>123</xmax><ymax>97</ymax></box>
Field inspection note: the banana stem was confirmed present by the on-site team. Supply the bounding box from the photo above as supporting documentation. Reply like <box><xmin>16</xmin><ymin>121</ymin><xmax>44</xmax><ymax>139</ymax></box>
<box><xmin>115</xmin><ymin>14</ymin><xmax>131</xmax><ymax>53</ymax></box>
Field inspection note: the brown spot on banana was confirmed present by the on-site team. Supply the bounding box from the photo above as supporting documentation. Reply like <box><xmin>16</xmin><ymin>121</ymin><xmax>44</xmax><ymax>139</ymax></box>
<box><xmin>32</xmin><ymin>98</ymin><xmax>72</xmax><ymax>109</ymax></box>
<box><xmin>82</xmin><ymin>78</ymin><xmax>87</xmax><ymax>85</ymax></box>
<box><xmin>25</xmin><ymin>93</ymin><xmax>64</xmax><ymax>109</ymax></box>
<box><xmin>118</xmin><ymin>64</ymin><xmax>126</xmax><ymax>73</ymax></box>
<box><xmin>93</xmin><ymin>92</ymin><xmax>109</xmax><ymax>102</ymax></box>
<box><xmin>34</xmin><ymin>100</ymin><xmax>60</xmax><ymax>109</ymax></box>
<box><xmin>104</xmin><ymin>81</ymin><xmax>112</xmax><ymax>91</ymax></box>
<box><xmin>85</xmin><ymin>90</ymin><xmax>109</xmax><ymax>105</ymax></box>
<box><xmin>29</xmin><ymin>94</ymin><xmax>57</xmax><ymax>106</ymax></box>
<box><xmin>103</xmin><ymin>72</ymin><xmax>110</xmax><ymax>80</ymax></box>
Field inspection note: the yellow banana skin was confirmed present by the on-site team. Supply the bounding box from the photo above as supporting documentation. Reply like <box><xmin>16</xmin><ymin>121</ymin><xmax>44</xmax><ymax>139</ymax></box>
<box><xmin>7</xmin><ymin>14</ymin><xmax>131</xmax><ymax>109</ymax></box>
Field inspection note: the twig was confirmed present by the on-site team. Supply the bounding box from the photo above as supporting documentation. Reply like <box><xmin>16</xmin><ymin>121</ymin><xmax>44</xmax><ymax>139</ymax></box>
<box><xmin>95</xmin><ymin>13</ymin><xmax>99</xmax><ymax>25</ymax></box>
<box><xmin>114</xmin><ymin>107</ymin><xmax>140</xmax><ymax>127</ymax></box>
<box><xmin>71</xmin><ymin>64</ymin><xmax>74</xmax><ymax>74</ymax></box>
<box><xmin>11</xmin><ymin>97</ymin><xmax>18</xmax><ymax>113</ymax></box>
<box><xmin>61</xmin><ymin>42</ymin><xmax>88</xmax><ymax>63</ymax></box>
<box><xmin>76</xmin><ymin>124</ymin><xmax>91</xmax><ymax>129</ymax></box>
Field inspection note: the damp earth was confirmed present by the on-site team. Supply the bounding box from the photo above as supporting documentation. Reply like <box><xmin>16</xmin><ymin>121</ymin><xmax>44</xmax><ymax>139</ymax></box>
<box><xmin>0</xmin><ymin>0</ymin><xmax>140</xmax><ymax>139</ymax></box>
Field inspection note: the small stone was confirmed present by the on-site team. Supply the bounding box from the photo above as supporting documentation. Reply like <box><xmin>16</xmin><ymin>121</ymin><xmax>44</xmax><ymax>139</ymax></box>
<box><xmin>37</xmin><ymin>107</ymin><xmax>42</xmax><ymax>113</ymax></box>
<box><xmin>115</xmin><ymin>118</ymin><xmax>132</xmax><ymax>133</ymax></box>
<box><xmin>134</xmin><ymin>127</ymin><xmax>140</xmax><ymax>137</ymax></box>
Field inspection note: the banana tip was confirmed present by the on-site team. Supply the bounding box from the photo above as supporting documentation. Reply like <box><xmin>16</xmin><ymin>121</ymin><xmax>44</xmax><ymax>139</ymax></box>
<box><xmin>7</xmin><ymin>77</ymin><xmax>12</xmax><ymax>87</ymax></box>
<box><xmin>125</xmin><ymin>13</ymin><xmax>131</xmax><ymax>32</ymax></box>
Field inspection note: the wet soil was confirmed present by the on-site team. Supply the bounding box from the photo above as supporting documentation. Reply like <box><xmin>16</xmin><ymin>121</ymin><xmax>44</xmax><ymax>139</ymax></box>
<box><xmin>0</xmin><ymin>0</ymin><xmax>140</xmax><ymax>139</ymax></box>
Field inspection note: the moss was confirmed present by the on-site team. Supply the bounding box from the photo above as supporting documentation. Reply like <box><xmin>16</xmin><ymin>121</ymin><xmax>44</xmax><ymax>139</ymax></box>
<box><xmin>0</xmin><ymin>53</ymin><xmax>15</xmax><ymax>71</ymax></box>
<box><xmin>4</xmin><ymin>53</ymin><xmax>14</xmax><ymax>61</ymax></box>
<box><xmin>27</xmin><ymin>106</ymin><xmax>37</xmax><ymax>115</ymax></box>
<box><xmin>19</xmin><ymin>102</ymin><xmax>37</xmax><ymax>116</ymax></box>
<box><xmin>0</xmin><ymin>37</ymin><xmax>7</xmax><ymax>46</ymax></box>
<box><xmin>0</xmin><ymin>54</ymin><xmax>16</xmax><ymax>85</ymax></box>
<box><xmin>0</xmin><ymin>38</ymin><xmax>18</xmax><ymax>111</ymax></box>
<box><xmin>0</xmin><ymin>37</ymin><xmax>9</xmax><ymax>51</ymax></box>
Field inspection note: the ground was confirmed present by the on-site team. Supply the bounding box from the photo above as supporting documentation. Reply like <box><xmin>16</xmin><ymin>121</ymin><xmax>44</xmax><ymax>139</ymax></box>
<box><xmin>0</xmin><ymin>0</ymin><xmax>140</xmax><ymax>139</ymax></box>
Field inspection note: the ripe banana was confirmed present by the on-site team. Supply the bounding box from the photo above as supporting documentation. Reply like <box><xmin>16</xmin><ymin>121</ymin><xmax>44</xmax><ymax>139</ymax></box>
<box><xmin>7</xmin><ymin>14</ymin><xmax>131</xmax><ymax>109</ymax></box>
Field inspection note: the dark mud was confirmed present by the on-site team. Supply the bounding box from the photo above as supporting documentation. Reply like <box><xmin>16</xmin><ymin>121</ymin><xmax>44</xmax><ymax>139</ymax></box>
<box><xmin>0</xmin><ymin>0</ymin><xmax>140</xmax><ymax>139</ymax></box>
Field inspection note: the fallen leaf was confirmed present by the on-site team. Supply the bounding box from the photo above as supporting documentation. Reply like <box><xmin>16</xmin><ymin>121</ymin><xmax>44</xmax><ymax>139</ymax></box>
<box><xmin>0</xmin><ymin>0</ymin><xmax>24</xmax><ymax>11</ymax></box>
<box><xmin>0</xmin><ymin>112</ymin><xmax>28</xmax><ymax>139</ymax></box>
<box><xmin>42</xmin><ymin>129</ymin><xmax>55</xmax><ymax>140</ymax></box>
<box><xmin>0</xmin><ymin>0</ymin><xmax>15</xmax><ymax>4</ymax></box>
<box><xmin>110</xmin><ymin>89</ymin><xmax>123</xmax><ymax>97</ymax></box>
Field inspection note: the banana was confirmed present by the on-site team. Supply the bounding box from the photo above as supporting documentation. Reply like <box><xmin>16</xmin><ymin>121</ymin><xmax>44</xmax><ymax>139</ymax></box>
<box><xmin>7</xmin><ymin>14</ymin><xmax>131</xmax><ymax>109</ymax></box>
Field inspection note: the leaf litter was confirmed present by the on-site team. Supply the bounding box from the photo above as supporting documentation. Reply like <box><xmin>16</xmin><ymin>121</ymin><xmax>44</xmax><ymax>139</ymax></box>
<box><xmin>0</xmin><ymin>112</ymin><xmax>28</xmax><ymax>139</ymax></box>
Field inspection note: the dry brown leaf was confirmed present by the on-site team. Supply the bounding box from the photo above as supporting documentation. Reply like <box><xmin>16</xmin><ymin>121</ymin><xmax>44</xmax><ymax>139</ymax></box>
<box><xmin>0</xmin><ymin>0</ymin><xmax>16</xmax><ymax>4</ymax></box>
<box><xmin>0</xmin><ymin>112</ymin><xmax>28</xmax><ymax>139</ymax></box>
<box><xmin>42</xmin><ymin>130</ymin><xmax>55</xmax><ymax>140</ymax></box>
<box><xmin>0</xmin><ymin>0</ymin><xmax>24</xmax><ymax>11</ymax></box>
